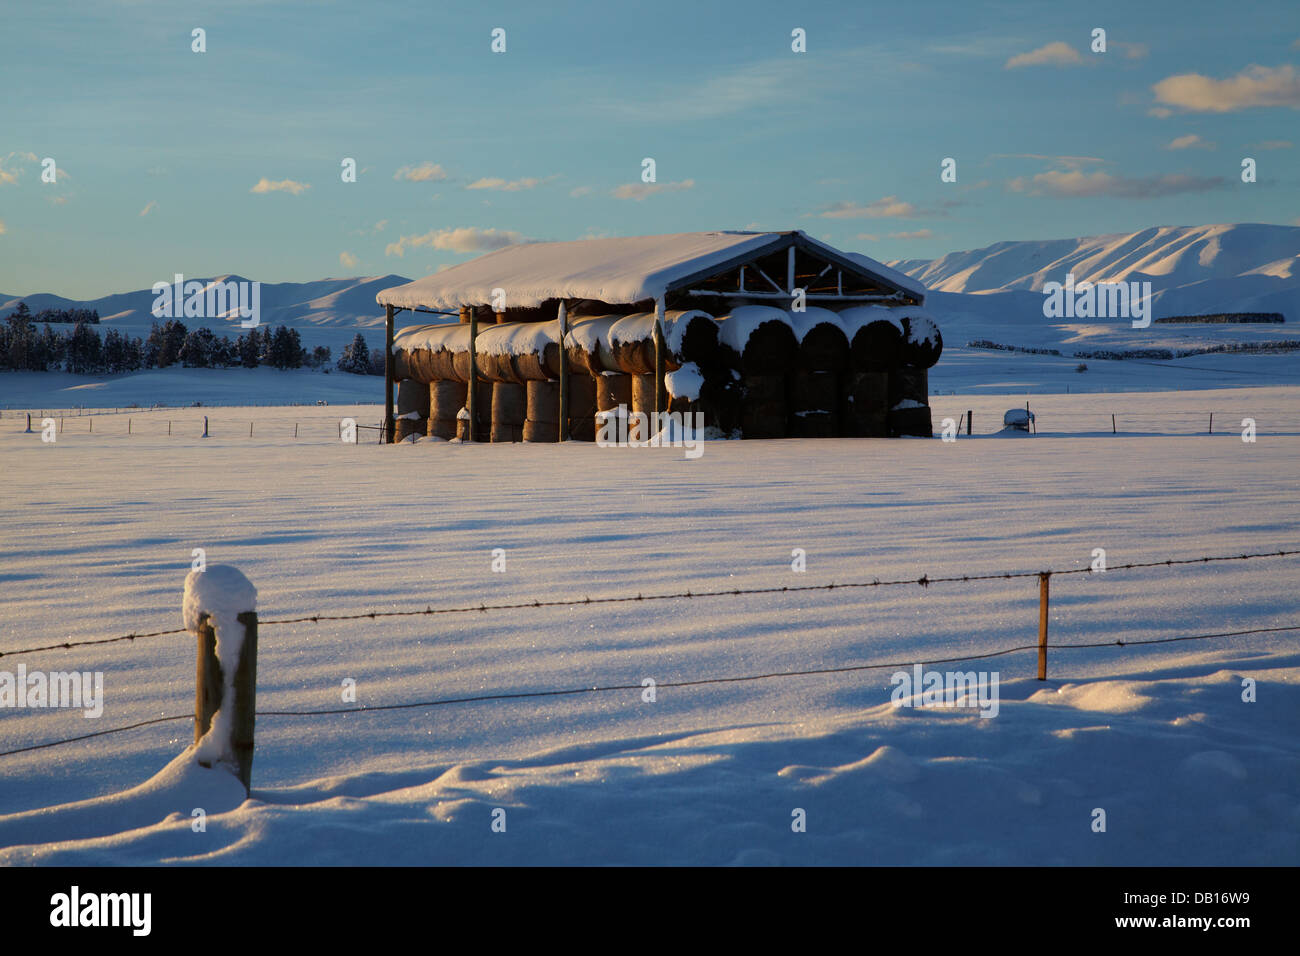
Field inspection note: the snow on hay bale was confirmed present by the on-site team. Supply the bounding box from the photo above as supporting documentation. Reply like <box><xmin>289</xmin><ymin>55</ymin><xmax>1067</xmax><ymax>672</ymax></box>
<box><xmin>899</xmin><ymin>310</ymin><xmax>943</xmax><ymax>369</ymax></box>
<box><xmin>566</xmin><ymin>310</ymin><xmax>717</xmax><ymax>376</ymax></box>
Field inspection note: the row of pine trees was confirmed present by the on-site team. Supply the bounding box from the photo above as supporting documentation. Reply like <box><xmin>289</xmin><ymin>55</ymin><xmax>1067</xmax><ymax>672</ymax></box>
<box><xmin>1</xmin><ymin>302</ymin><xmax>380</xmax><ymax>375</ymax></box>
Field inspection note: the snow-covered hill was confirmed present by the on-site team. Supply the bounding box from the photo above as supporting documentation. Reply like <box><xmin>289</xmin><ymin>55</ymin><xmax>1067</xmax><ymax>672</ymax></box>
<box><xmin>886</xmin><ymin>223</ymin><xmax>1300</xmax><ymax>319</ymax></box>
<box><xmin>0</xmin><ymin>274</ymin><xmax>412</xmax><ymax>332</ymax></box>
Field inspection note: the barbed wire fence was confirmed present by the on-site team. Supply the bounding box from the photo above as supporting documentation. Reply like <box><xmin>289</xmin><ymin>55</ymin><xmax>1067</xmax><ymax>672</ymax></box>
<box><xmin>1</xmin><ymin>547</ymin><xmax>1296</xmax><ymax>762</ymax></box>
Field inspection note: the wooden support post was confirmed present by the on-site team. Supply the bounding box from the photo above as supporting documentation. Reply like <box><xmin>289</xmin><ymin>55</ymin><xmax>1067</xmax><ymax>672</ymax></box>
<box><xmin>557</xmin><ymin>301</ymin><xmax>568</xmax><ymax>443</ymax></box>
<box><xmin>249</xmin><ymin>422</ymin><xmax>253</xmax><ymax>437</ymax></box>
<box><xmin>1112</xmin><ymin>414</ymin><xmax>1116</xmax><ymax>434</ymax></box>
<box><xmin>25</xmin><ymin>413</ymin><xmax>31</xmax><ymax>433</ymax></box>
<box><xmin>966</xmin><ymin>410</ymin><xmax>972</xmax><ymax>436</ymax></box>
<box><xmin>1209</xmin><ymin>413</ymin><xmax>1213</xmax><ymax>435</ymax></box>
<box><xmin>194</xmin><ymin>610</ymin><xmax>258</xmax><ymax>794</ymax></box>
<box><xmin>294</xmin><ymin>423</ymin><xmax>298</xmax><ymax>438</ymax></box>
<box><xmin>384</xmin><ymin>304</ymin><xmax>396</xmax><ymax>444</ymax></box>
<box><xmin>168</xmin><ymin>420</ymin><xmax>171</xmax><ymax>436</ymax></box>
<box><xmin>467</xmin><ymin>306</ymin><xmax>479</xmax><ymax>442</ymax></box>
<box><xmin>1037</xmin><ymin>573</ymin><xmax>1050</xmax><ymax>681</ymax></box>
<box><xmin>128</xmin><ymin>418</ymin><xmax>131</xmax><ymax>435</ymax></box>
<box><xmin>654</xmin><ymin>296</ymin><xmax>667</xmax><ymax>431</ymax></box>
<box><xmin>203</xmin><ymin>416</ymin><xmax>208</xmax><ymax>438</ymax></box>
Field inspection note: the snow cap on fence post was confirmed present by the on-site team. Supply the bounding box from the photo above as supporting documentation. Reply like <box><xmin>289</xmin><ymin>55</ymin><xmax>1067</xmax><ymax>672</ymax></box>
<box><xmin>183</xmin><ymin>565</ymin><xmax>258</xmax><ymax>794</ymax></box>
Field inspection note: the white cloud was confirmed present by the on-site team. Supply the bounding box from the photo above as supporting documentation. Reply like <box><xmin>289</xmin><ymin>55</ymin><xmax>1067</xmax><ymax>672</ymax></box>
<box><xmin>138</xmin><ymin>200</ymin><xmax>157</xmax><ymax>216</ymax></box>
<box><xmin>1253</xmin><ymin>140</ymin><xmax>1293</xmax><ymax>150</ymax></box>
<box><xmin>569</xmin><ymin>185</ymin><xmax>594</xmax><ymax>198</ymax></box>
<box><xmin>1153</xmin><ymin>64</ymin><xmax>1300</xmax><ymax>113</ymax></box>
<box><xmin>1007</xmin><ymin>169</ymin><xmax>1224</xmax><ymax>198</ymax></box>
<box><xmin>1005</xmin><ymin>42</ymin><xmax>1085</xmax><ymax>69</ymax></box>
<box><xmin>250</xmin><ymin>177</ymin><xmax>310</xmax><ymax>195</ymax></box>
<box><xmin>339</xmin><ymin>251</ymin><xmax>359</xmax><ymax>268</ymax></box>
<box><xmin>611</xmin><ymin>180</ymin><xmax>694</xmax><ymax>201</ymax></box>
<box><xmin>889</xmin><ymin>229</ymin><xmax>935</xmax><ymax>240</ymax></box>
<box><xmin>855</xmin><ymin>233</ymin><xmax>879</xmax><ymax>241</ymax></box>
<box><xmin>373</xmin><ymin>219</ymin><xmax>388</xmax><ymax>233</ymax></box>
<box><xmin>394</xmin><ymin>162</ymin><xmax>449</xmax><ymax>182</ymax></box>
<box><xmin>466</xmin><ymin>176</ymin><xmax>544</xmax><ymax>192</ymax></box>
<box><xmin>819</xmin><ymin>196</ymin><xmax>920</xmax><ymax>219</ymax></box>
<box><xmin>385</xmin><ymin>226</ymin><xmax>529</xmax><ymax>257</ymax></box>
<box><xmin>1165</xmin><ymin>134</ymin><xmax>1215</xmax><ymax>150</ymax></box>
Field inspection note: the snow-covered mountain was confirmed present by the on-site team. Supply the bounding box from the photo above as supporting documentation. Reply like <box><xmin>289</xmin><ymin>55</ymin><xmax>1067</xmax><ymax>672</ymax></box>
<box><xmin>886</xmin><ymin>223</ymin><xmax>1300</xmax><ymax>319</ymax></box>
<box><xmin>0</xmin><ymin>274</ymin><xmax>413</xmax><ymax>331</ymax></box>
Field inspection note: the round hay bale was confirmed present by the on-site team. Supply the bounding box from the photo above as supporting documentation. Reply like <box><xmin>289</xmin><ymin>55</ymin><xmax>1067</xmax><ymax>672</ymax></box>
<box><xmin>888</xmin><ymin>404</ymin><xmax>932</xmax><ymax>438</ymax></box>
<box><xmin>789</xmin><ymin>411</ymin><xmax>837</xmax><ymax>438</ymax></box>
<box><xmin>841</xmin><ymin>371</ymin><xmax>889</xmax><ymax>437</ymax></box>
<box><xmin>397</xmin><ymin>377</ymin><xmax>430</xmax><ymax>420</ymax></box>
<box><xmin>699</xmin><ymin>374</ymin><xmax>741</xmax><ymax>437</ymax></box>
<box><xmin>566</xmin><ymin>374</ymin><xmax>597</xmax><ymax>442</ymax></box>
<box><xmin>673</xmin><ymin>312</ymin><xmax>720</xmax><ymax>369</ymax></box>
<box><xmin>788</xmin><ymin>369</ymin><xmax>839</xmax><ymax>413</ymax></box>
<box><xmin>742</xmin><ymin>321</ymin><xmax>799</xmax><ymax>376</ymax></box>
<box><xmin>595</xmin><ymin>371</ymin><xmax>632</xmax><ymax>414</ymax></box>
<box><xmin>798</xmin><ymin>321</ymin><xmax>850</xmax><ymax>374</ymax></box>
<box><xmin>524</xmin><ymin>379</ymin><xmax>560</xmax><ymax>443</ymax></box>
<box><xmin>630</xmin><ymin>373</ymin><xmax>656</xmax><ymax>442</ymax></box>
<box><xmin>900</xmin><ymin>315</ymin><xmax>943</xmax><ymax>369</ymax></box>
<box><xmin>740</xmin><ymin>373</ymin><xmax>787</xmax><ymax>439</ymax></box>
<box><xmin>490</xmin><ymin>382</ymin><xmax>526</xmax><ymax>443</ymax></box>
<box><xmin>888</xmin><ymin>367</ymin><xmax>929</xmax><ymax>409</ymax></box>
<box><xmin>397</xmin><ymin>416</ymin><xmax>427</xmax><ymax>441</ymax></box>
<box><xmin>429</xmin><ymin>379</ymin><xmax>467</xmax><ymax>440</ymax></box>
<box><xmin>850</xmin><ymin>320</ymin><xmax>903</xmax><ymax>371</ymax></box>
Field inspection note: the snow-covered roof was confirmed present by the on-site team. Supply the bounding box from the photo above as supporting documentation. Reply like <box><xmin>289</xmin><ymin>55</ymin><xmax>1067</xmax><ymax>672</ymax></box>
<box><xmin>376</xmin><ymin>231</ymin><xmax>923</xmax><ymax>310</ymax></box>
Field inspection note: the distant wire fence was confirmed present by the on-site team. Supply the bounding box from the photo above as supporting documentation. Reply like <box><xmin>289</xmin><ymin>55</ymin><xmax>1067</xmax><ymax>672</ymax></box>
<box><xmin>4</xmin><ymin>403</ymin><xmax>1284</xmax><ymax>439</ymax></box>
<box><xmin>7</xmin><ymin>410</ymin><xmax>389</xmax><ymax>441</ymax></box>
<box><xmin>1</xmin><ymin>547</ymin><xmax>1296</xmax><ymax>766</ymax></box>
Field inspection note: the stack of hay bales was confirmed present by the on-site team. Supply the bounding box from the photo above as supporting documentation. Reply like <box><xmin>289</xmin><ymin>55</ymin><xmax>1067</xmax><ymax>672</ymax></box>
<box><xmin>390</xmin><ymin>303</ymin><xmax>940</xmax><ymax>441</ymax></box>
<box><xmin>839</xmin><ymin>306</ymin><xmax>942</xmax><ymax>437</ymax></box>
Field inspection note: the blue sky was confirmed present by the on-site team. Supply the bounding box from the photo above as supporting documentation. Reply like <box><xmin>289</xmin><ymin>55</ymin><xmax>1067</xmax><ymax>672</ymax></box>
<box><xmin>2</xmin><ymin>0</ymin><xmax>1298</xmax><ymax>298</ymax></box>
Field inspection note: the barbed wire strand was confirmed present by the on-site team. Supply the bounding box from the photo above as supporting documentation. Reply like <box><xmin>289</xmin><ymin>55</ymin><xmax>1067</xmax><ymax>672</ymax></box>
<box><xmin>3</xmin><ymin>622</ymin><xmax>1295</xmax><ymax>760</ymax></box>
<box><xmin>3</xmin><ymin>547</ymin><xmax>1296</xmax><ymax>661</ymax></box>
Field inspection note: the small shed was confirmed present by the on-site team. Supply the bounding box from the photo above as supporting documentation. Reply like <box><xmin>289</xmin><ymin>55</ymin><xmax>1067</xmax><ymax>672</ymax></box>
<box><xmin>374</xmin><ymin>230</ymin><xmax>940</xmax><ymax>442</ymax></box>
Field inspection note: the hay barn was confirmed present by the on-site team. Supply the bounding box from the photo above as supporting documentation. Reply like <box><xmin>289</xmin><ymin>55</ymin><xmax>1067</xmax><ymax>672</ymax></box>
<box><xmin>374</xmin><ymin>230</ymin><xmax>941</xmax><ymax>443</ymax></box>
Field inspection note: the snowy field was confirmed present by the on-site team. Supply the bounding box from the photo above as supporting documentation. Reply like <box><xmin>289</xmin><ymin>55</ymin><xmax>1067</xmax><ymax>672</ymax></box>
<box><xmin>1</xmin><ymin>388</ymin><xmax>1297</xmax><ymax>865</ymax></box>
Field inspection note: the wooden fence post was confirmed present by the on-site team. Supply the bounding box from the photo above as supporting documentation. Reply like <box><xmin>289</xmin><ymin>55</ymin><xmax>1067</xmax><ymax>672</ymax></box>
<box><xmin>966</xmin><ymin>410</ymin><xmax>972</xmax><ymax>436</ymax></box>
<box><xmin>557</xmin><ymin>301</ymin><xmax>568</xmax><ymax>442</ymax></box>
<box><xmin>384</xmin><ymin>304</ymin><xmax>396</xmax><ymax>444</ymax></box>
<box><xmin>203</xmin><ymin>416</ymin><xmax>209</xmax><ymax>438</ymax></box>
<box><xmin>194</xmin><ymin>610</ymin><xmax>258</xmax><ymax>794</ymax></box>
<box><xmin>1037</xmin><ymin>572</ymin><xmax>1050</xmax><ymax>680</ymax></box>
<box><xmin>1112</xmin><ymin>414</ymin><xmax>1116</xmax><ymax>434</ymax></box>
<box><xmin>467</xmin><ymin>305</ymin><xmax>479</xmax><ymax>442</ymax></box>
<box><xmin>25</xmin><ymin>413</ymin><xmax>32</xmax><ymax>433</ymax></box>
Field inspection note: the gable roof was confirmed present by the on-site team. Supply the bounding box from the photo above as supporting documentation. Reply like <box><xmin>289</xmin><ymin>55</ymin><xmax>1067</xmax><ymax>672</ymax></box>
<box><xmin>375</xmin><ymin>230</ymin><xmax>924</xmax><ymax>311</ymax></box>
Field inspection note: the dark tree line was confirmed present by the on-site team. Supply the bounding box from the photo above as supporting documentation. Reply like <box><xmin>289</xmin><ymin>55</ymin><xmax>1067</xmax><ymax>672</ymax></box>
<box><xmin>0</xmin><ymin>303</ymin><xmax>357</xmax><ymax>374</ymax></box>
<box><xmin>3</xmin><ymin>301</ymin><xmax>101</xmax><ymax>325</ymax></box>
